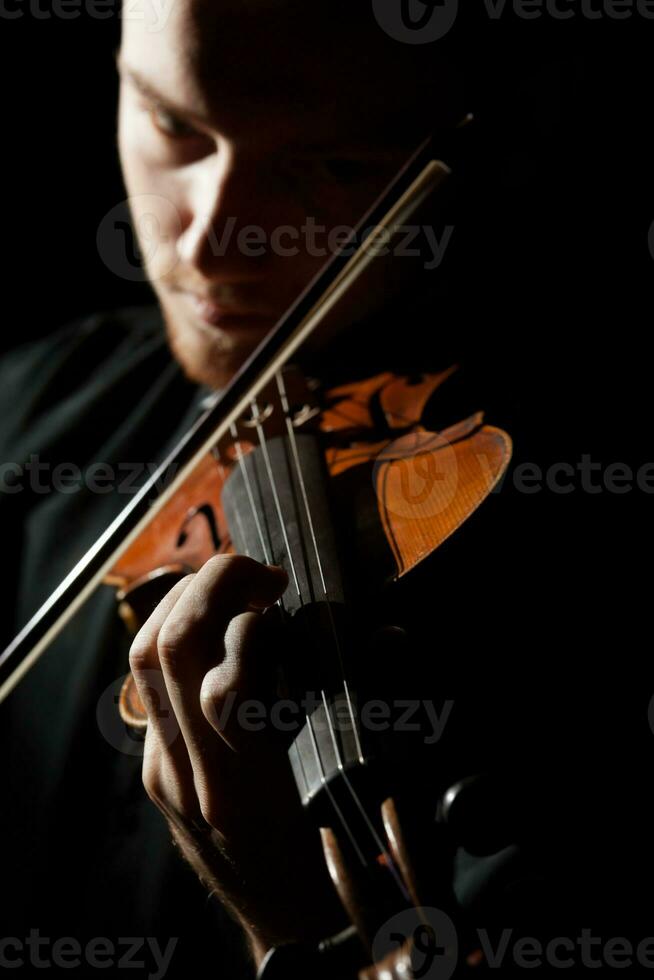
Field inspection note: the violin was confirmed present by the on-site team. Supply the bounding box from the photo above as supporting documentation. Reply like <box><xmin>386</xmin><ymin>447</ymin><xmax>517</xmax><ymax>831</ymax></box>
<box><xmin>0</xmin><ymin>124</ymin><xmax>512</xmax><ymax>978</ymax></box>
<box><xmin>113</xmin><ymin>365</ymin><xmax>510</xmax><ymax>979</ymax></box>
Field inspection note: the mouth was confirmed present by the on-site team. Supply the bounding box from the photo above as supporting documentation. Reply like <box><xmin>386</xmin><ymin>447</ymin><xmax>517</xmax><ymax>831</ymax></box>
<box><xmin>181</xmin><ymin>291</ymin><xmax>276</xmax><ymax>329</ymax></box>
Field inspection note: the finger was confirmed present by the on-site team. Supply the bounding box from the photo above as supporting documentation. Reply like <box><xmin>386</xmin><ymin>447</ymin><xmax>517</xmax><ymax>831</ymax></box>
<box><xmin>200</xmin><ymin>609</ymin><xmax>280</xmax><ymax>754</ymax></box>
<box><xmin>129</xmin><ymin>574</ymin><xmax>195</xmax><ymax>758</ymax></box>
<box><xmin>199</xmin><ymin>610</ymin><xmax>304</xmax><ymax>837</ymax></box>
<box><xmin>130</xmin><ymin>576</ymin><xmax>215</xmax><ymax>837</ymax></box>
<box><xmin>141</xmin><ymin>723</ymin><xmax>205</xmax><ymax>830</ymax></box>
<box><xmin>155</xmin><ymin>555</ymin><xmax>287</xmax><ymax>785</ymax></box>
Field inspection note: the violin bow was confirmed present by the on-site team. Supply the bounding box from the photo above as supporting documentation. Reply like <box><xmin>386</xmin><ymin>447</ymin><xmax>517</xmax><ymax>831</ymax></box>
<box><xmin>0</xmin><ymin>127</ymin><xmax>465</xmax><ymax>704</ymax></box>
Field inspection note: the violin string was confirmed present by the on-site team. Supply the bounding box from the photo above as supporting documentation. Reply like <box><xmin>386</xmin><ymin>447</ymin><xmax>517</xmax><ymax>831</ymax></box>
<box><xmin>274</xmin><ymin>371</ymin><xmax>364</xmax><ymax>764</ymax></box>
<box><xmin>319</xmin><ymin>690</ymin><xmax>411</xmax><ymax>901</ymax></box>
<box><xmin>216</xmin><ymin>459</ymin><xmax>249</xmax><ymax>558</ymax></box>
<box><xmin>220</xmin><ymin>443</ymin><xmax>370</xmax><ymax>864</ymax></box>
<box><xmin>229</xmin><ymin>423</ymin><xmax>273</xmax><ymax>566</ymax></box>
<box><xmin>305</xmin><ymin>710</ymin><xmax>367</xmax><ymax>867</ymax></box>
<box><xmin>225</xmin><ymin>395</ymin><xmax>408</xmax><ymax>889</ymax></box>
<box><xmin>224</xmin><ymin>391</ymin><xmax>413</xmax><ymax>904</ymax></box>
<box><xmin>249</xmin><ymin>400</ymin><xmax>302</xmax><ymax>601</ymax></box>
<box><xmin>245</xmin><ymin>394</ymin><xmax>382</xmax><ymax>868</ymax></box>
<box><xmin>228</xmin><ymin>426</ymin><xmax>287</xmax><ymax>624</ymax></box>
<box><xmin>251</xmin><ymin>388</ymin><xmax>407</xmax><ymax>892</ymax></box>
<box><xmin>226</xmin><ymin>408</ymin><xmax>374</xmax><ymax>867</ymax></box>
<box><xmin>272</xmin><ymin>371</ymin><xmax>408</xmax><ymax>896</ymax></box>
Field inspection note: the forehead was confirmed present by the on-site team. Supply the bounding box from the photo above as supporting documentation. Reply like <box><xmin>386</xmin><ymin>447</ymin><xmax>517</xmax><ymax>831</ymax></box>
<box><xmin>120</xmin><ymin>0</ymin><xmax>457</xmax><ymax>147</ymax></box>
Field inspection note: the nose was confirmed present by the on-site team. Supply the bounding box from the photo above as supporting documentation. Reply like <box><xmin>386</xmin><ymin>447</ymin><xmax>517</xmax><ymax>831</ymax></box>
<box><xmin>175</xmin><ymin>143</ymin><xmax>270</xmax><ymax>282</ymax></box>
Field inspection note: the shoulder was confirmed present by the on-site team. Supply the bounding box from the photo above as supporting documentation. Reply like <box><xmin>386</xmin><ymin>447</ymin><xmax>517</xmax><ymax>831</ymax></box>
<box><xmin>0</xmin><ymin>304</ymin><xmax>178</xmax><ymax>461</ymax></box>
<box><xmin>0</xmin><ymin>303</ymin><xmax>167</xmax><ymax>406</ymax></box>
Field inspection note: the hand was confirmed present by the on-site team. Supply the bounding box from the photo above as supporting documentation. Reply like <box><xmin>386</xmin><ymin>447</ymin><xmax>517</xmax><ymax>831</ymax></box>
<box><xmin>128</xmin><ymin>554</ymin><xmax>345</xmax><ymax>964</ymax></box>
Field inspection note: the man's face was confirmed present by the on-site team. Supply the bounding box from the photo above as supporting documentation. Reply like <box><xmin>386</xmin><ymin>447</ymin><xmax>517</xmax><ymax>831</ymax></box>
<box><xmin>118</xmin><ymin>0</ymin><xmax>452</xmax><ymax>388</ymax></box>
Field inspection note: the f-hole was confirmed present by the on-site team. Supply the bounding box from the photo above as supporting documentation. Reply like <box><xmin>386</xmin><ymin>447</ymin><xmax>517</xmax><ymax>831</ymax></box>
<box><xmin>176</xmin><ymin>504</ymin><xmax>221</xmax><ymax>551</ymax></box>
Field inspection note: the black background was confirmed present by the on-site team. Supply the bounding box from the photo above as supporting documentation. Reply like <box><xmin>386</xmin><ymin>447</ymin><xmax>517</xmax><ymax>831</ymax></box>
<box><xmin>0</xmin><ymin>0</ymin><xmax>652</xmax><ymax>973</ymax></box>
<box><xmin>0</xmin><ymin>10</ymin><xmax>650</xmax><ymax>518</ymax></box>
<box><xmin>0</xmin><ymin>4</ymin><xmax>651</xmax><ymax>362</ymax></box>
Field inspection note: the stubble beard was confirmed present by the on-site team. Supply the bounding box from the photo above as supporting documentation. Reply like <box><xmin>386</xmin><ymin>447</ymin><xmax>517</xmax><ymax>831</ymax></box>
<box><xmin>160</xmin><ymin>297</ymin><xmax>259</xmax><ymax>391</ymax></box>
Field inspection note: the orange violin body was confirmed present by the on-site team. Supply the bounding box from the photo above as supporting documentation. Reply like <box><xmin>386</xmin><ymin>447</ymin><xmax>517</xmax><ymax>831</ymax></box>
<box><xmin>107</xmin><ymin>365</ymin><xmax>511</xmax><ymax>729</ymax></box>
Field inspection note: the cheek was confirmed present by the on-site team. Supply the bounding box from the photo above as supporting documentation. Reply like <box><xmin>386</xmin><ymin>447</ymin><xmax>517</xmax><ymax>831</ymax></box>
<box><xmin>118</xmin><ymin>102</ymin><xmax>187</xmax><ymax>282</ymax></box>
<box><xmin>118</xmin><ymin>99</ymin><xmax>179</xmax><ymax>201</ymax></box>
<box><xmin>131</xmin><ymin>194</ymin><xmax>184</xmax><ymax>284</ymax></box>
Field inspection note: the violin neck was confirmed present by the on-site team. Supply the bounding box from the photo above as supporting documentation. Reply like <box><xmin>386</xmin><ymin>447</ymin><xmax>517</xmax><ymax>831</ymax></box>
<box><xmin>221</xmin><ymin>429</ymin><xmax>355</xmax><ymax>696</ymax></box>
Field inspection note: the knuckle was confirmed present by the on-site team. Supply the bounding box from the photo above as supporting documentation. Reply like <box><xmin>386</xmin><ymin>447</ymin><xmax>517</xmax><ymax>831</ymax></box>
<box><xmin>156</xmin><ymin>621</ymin><xmax>190</xmax><ymax>670</ymax></box>
<box><xmin>197</xmin><ymin>793</ymin><xmax>221</xmax><ymax>830</ymax></box>
<box><xmin>199</xmin><ymin>683</ymin><xmax>224</xmax><ymax>730</ymax></box>
<box><xmin>204</xmin><ymin>553</ymin><xmax>234</xmax><ymax>572</ymax></box>
<box><xmin>174</xmin><ymin>572</ymin><xmax>196</xmax><ymax>592</ymax></box>
<box><xmin>142</xmin><ymin>765</ymin><xmax>164</xmax><ymax>807</ymax></box>
<box><xmin>129</xmin><ymin>633</ymin><xmax>154</xmax><ymax>674</ymax></box>
<box><xmin>205</xmin><ymin>552</ymin><xmax>252</xmax><ymax>580</ymax></box>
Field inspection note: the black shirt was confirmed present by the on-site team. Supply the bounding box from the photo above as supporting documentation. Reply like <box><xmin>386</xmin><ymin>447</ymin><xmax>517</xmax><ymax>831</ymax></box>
<box><xmin>0</xmin><ymin>306</ymin><xmax>251</xmax><ymax>977</ymax></box>
<box><xmin>0</xmin><ymin>303</ymin><xmax>650</xmax><ymax>977</ymax></box>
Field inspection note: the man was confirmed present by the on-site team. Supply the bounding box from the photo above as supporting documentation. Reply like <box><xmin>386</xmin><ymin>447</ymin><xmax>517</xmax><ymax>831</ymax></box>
<box><xmin>1</xmin><ymin>2</ymin><xmax>650</xmax><ymax>978</ymax></box>
<box><xmin>0</xmin><ymin>5</ymin><xmax>472</xmax><ymax>976</ymax></box>
<box><xmin>114</xmin><ymin>0</ymin><xmax>469</xmax><ymax>968</ymax></box>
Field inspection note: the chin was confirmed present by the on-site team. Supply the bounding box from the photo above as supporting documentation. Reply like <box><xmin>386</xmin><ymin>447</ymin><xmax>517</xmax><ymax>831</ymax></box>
<box><xmin>162</xmin><ymin>307</ymin><xmax>271</xmax><ymax>390</ymax></box>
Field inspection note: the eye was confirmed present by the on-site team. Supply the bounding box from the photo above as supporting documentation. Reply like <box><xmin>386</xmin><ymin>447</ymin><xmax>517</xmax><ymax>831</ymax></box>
<box><xmin>148</xmin><ymin>103</ymin><xmax>199</xmax><ymax>140</ymax></box>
